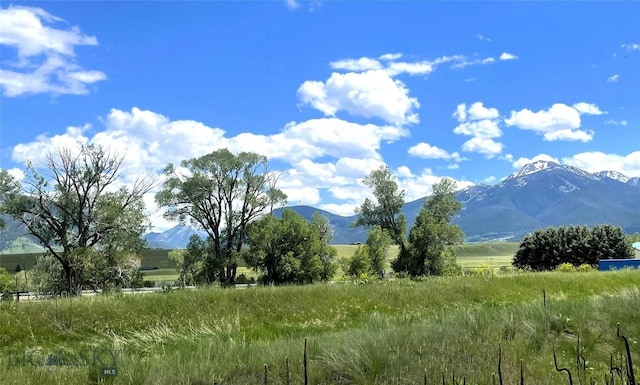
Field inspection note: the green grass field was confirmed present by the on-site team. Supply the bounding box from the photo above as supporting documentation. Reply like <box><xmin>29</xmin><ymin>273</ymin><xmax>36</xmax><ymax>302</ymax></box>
<box><xmin>2</xmin><ymin>270</ymin><xmax>640</xmax><ymax>384</ymax></box>
<box><xmin>2</xmin><ymin>242</ymin><xmax>519</xmax><ymax>284</ymax></box>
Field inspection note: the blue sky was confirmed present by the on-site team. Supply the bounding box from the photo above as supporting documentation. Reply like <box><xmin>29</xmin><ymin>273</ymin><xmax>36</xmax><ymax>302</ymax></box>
<box><xmin>1</xmin><ymin>1</ymin><xmax>639</xmax><ymax>230</ymax></box>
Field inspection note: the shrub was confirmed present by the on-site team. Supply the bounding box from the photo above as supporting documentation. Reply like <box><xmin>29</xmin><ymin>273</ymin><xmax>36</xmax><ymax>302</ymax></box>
<box><xmin>467</xmin><ymin>265</ymin><xmax>495</xmax><ymax>278</ymax></box>
<box><xmin>577</xmin><ymin>263</ymin><xmax>595</xmax><ymax>272</ymax></box>
<box><xmin>556</xmin><ymin>263</ymin><xmax>576</xmax><ymax>273</ymax></box>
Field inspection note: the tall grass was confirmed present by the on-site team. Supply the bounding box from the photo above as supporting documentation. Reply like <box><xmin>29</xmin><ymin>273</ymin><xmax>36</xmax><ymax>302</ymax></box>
<box><xmin>1</xmin><ymin>270</ymin><xmax>640</xmax><ymax>384</ymax></box>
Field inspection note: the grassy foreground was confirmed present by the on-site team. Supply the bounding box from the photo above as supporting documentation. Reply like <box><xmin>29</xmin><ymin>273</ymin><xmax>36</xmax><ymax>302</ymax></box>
<box><xmin>1</xmin><ymin>270</ymin><xmax>640</xmax><ymax>384</ymax></box>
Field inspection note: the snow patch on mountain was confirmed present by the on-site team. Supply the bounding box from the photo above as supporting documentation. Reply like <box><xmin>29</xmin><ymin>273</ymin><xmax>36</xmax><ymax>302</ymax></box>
<box><xmin>558</xmin><ymin>179</ymin><xmax>578</xmax><ymax>193</ymax></box>
<box><xmin>597</xmin><ymin>170</ymin><xmax>631</xmax><ymax>183</ymax></box>
<box><xmin>506</xmin><ymin>160</ymin><xmax>560</xmax><ymax>180</ymax></box>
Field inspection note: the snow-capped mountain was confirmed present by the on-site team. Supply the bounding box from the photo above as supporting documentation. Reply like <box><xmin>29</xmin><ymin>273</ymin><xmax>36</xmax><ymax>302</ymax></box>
<box><xmin>596</xmin><ymin>170</ymin><xmax>630</xmax><ymax>184</ymax></box>
<box><xmin>505</xmin><ymin>160</ymin><xmax>561</xmax><ymax>180</ymax></box>
<box><xmin>453</xmin><ymin>161</ymin><xmax>640</xmax><ymax>241</ymax></box>
<box><xmin>628</xmin><ymin>177</ymin><xmax>640</xmax><ymax>188</ymax></box>
<box><xmin>144</xmin><ymin>225</ymin><xmax>207</xmax><ymax>249</ymax></box>
<box><xmin>2</xmin><ymin>161</ymin><xmax>639</xmax><ymax>250</ymax></box>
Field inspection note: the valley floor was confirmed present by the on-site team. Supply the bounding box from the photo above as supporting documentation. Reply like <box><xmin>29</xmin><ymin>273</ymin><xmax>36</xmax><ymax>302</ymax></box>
<box><xmin>1</xmin><ymin>269</ymin><xmax>640</xmax><ymax>384</ymax></box>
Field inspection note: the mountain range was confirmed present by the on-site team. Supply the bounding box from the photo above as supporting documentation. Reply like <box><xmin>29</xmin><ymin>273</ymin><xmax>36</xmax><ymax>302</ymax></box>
<box><xmin>2</xmin><ymin>161</ymin><xmax>639</xmax><ymax>250</ymax></box>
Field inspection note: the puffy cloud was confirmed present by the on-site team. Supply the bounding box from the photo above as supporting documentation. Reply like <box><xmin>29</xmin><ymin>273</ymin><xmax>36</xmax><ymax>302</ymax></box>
<box><xmin>607</xmin><ymin>74</ymin><xmax>620</xmax><ymax>83</ymax></box>
<box><xmin>318</xmin><ymin>202</ymin><xmax>360</xmax><ymax>217</ymax></box>
<box><xmin>408</xmin><ymin>142</ymin><xmax>462</xmax><ymax>162</ymax></box>
<box><xmin>461</xmin><ymin>138</ymin><xmax>503</xmax><ymax>157</ymax></box>
<box><xmin>0</xmin><ymin>5</ymin><xmax>106</xmax><ymax>97</ymax></box>
<box><xmin>453</xmin><ymin>102</ymin><xmax>499</xmax><ymax>123</ymax></box>
<box><xmin>282</xmin><ymin>187</ymin><xmax>321</xmax><ymax>205</ymax></box>
<box><xmin>330</xmin><ymin>57</ymin><xmax>382</xmax><ymax>71</ymax></box>
<box><xmin>499</xmin><ymin>52</ymin><xmax>518</xmax><ymax>61</ymax></box>
<box><xmin>453</xmin><ymin>120</ymin><xmax>502</xmax><ymax>139</ymax></box>
<box><xmin>397</xmin><ymin>167</ymin><xmax>474</xmax><ymax>202</ymax></box>
<box><xmin>543</xmin><ymin>129</ymin><xmax>594</xmax><ymax>142</ymax></box>
<box><xmin>11</xmin><ymin>107</ymin><xmax>410</xmax><ymax>231</ymax></box>
<box><xmin>281</xmin><ymin>118</ymin><xmax>408</xmax><ymax>160</ymax></box>
<box><xmin>335</xmin><ymin>157</ymin><xmax>386</xmax><ymax>178</ymax></box>
<box><xmin>396</xmin><ymin>165</ymin><xmax>414</xmax><ymax>178</ymax></box>
<box><xmin>561</xmin><ymin>151</ymin><xmax>640</xmax><ymax>177</ymax></box>
<box><xmin>511</xmin><ymin>153</ymin><xmax>559</xmax><ymax>169</ymax></box>
<box><xmin>452</xmin><ymin>102</ymin><xmax>503</xmax><ymax>157</ymax></box>
<box><xmin>467</xmin><ymin>102</ymin><xmax>500</xmax><ymax>121</ymax></box>
<box><xmin>572</xmin><ymin>102</ymin><xmax>606</xmax><ymax>115</ymax></box>
<box><xmin>4</xmin><ymin>168</ymin><xmax>25</xmax><ymax>183</ymax></box>
<box><xmin>297</xmin><ymin>70</ymin><xmax>420</xmax><ymax>126</ymax></box>
<box><xmin>476</xmin><ymin>34</ymin><xmax>491</xmax><ymax>42</ymax></box>
<box><xmin>504</xmin><ymin>103</ymin><xmax>596</xmax><ymax>142</ymax></box>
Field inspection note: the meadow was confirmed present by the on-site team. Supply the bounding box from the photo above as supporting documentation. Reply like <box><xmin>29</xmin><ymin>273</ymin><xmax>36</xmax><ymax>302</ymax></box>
<box><xmin>1</xmin><ymin>268</ymin><xmax>640</xmax><ymax>384</ymax></box>
<box><xmin>1</xmin><ymin>242</ymin><xmax>520</xmax><ymax>285</ymax></box>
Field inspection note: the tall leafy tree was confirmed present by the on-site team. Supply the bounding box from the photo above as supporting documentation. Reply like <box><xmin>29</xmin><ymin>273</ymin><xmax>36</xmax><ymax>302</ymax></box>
<box><xmin>353</xmin><ymin>165</ymin><xmax>407</xmax><ymax>249</ymax></box>
<box><xmin>311</xmin><ymin>212</ymin><xmax>338</xmax><ymax>280</ymax></box>
<box><xmin>155</xmin><ymin>149</ymin><xmax>286</xmax><ymax>286</ymax></box>
<box><xmin>168</xmin><ymin>235</ymin><xmax>209</xmax><ymax>286</ymax></box>
<box><xmin>0</xmin><ymin>170</ymin><xmax>20</xmax><ymax>231</ymax></box>
<box><xmin>366</xmin><ymin>225</ymin><xmax>392</xmax><ymax>278</ymax></box>
<box><xmin>0</xmin><ymin>144</ymin><xmax>153</xmax><ymax>296</ymax></box>
<box><xmin>393</xmin><ymin>178</ymin><xmax>464</xmax><ymax>276</ymax></box>
<box><xmin>513</xmin><ymin>224</ymin><xmax>634</xmax><ymax>270</ymax></box>
<box><xmin>245</xmin><ymin>208</ymin><xmax>337</xmax><ymax>285</ymax></box>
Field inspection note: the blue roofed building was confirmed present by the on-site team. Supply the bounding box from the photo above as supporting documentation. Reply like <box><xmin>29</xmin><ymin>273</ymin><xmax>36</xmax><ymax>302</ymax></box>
<box><xmin>598</xmin><ymin>242</ymin><xmax>640</xmax><ymax>271</ymax></box>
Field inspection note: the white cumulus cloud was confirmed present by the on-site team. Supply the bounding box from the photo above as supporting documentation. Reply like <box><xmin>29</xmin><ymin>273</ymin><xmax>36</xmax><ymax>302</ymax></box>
<box><xmin>461</xmin><ymin>137</ymin><xmax>503</xmax><ymax>157</ymax></box>
<box><xmin>453</xmin><ymin>120</ymin><xmax>502</xmax><ymax>139</ymax></box>
<box><xmin>504</xmin><ymin>103</ymin><xmax>597</xmax><ymax>142</ymax></box>
<box><xmin>297</xmin><ymin>70</ymin><xmax>420</xmax><ymax>126</ymax></box>
<box><xmin>408</xmin><ymin>142</ymin><xmax>462</xmax><ymax>162</ymax></box>
<box><xmin>0</xmin><ymin>5</ymin><xmax>106</xmax><ymax>97</ymax></box>
<box><xmin>330</xmin><ymin>57</ymin><xmax>382</xmax><ymax>71</ymax></box>
<box><xmin>397</xmin><ymin>168</ymin><xmax>474</xmax><ymax>202</ymax></box>
<box><xmin>561</xmin><ymin>151</ymin><xmax>640</xmax><ymax>178</ymax></box>
<box><xmin>499</xmin><ymin>52</ymin><xmax>518</xmax><ymax>61</ymax></box>
<box><xmin>572</xmin><ymin>102</ymin><xmax>606</xmax><ymax>115</ymax></box>
<box><xmin>10</xmin><ymin>107</ymin><xmax>410</xmax><ymax>231</ymax></box>
<box><xmin>452</xmin><ymin>102</ymin><xmax>503</xmax><ymax>157</ymax></box>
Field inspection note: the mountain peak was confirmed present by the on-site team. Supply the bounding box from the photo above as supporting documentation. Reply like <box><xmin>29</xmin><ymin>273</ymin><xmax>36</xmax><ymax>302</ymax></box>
<box><xmin>596</xmin><ymin>170</ymin><xmax>630</xmax><ymax>183</ymax></box>
<box><xmin>507</xmin><ymin>160</ymin><xmax>560</xmax><ymax>180</ymax></box>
